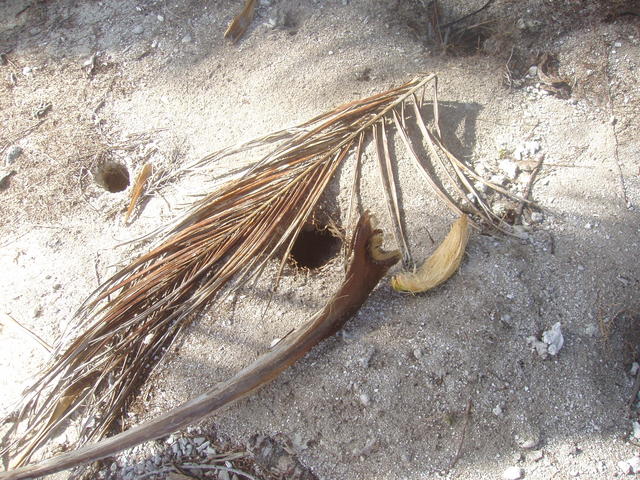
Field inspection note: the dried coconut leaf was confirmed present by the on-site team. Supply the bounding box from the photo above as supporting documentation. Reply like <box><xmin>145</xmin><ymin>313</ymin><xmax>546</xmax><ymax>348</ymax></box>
<box><xmin>2</xmin><ymin>74</ymin><xmax>529</xmax><ymax>471</ymax></box>
<box><xmin>1</xmin><ymin>75</ymin><xmax>438</xmax><ymax>468</ymax></box>
<box><xmin>391</xmin><ymin>215</ymin><xmax>469</xmax><ymax>293</ymax></box>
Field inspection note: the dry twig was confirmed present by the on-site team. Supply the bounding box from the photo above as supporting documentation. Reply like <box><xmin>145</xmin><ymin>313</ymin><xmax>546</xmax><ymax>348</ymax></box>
<box><xmin>449</xmin><ymin>396</ymin><xmax>473</xmax><ymax>469</ymax></box>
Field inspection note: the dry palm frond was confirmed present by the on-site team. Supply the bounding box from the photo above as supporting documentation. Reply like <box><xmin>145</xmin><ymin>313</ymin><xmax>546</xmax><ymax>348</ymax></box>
<box><xmin>1</xmin><ymin>74</ymin><xmax>527</xmax><ymax>469</ymax></box>
<box><xmin>391</xmin><ymin>215</ymin><xmax>470</xmax><ymax>293</ymax></box>
<box><xmin>1</xmin><ymin>212</ymin><xmax>399</xmax><ymax>480</ymax></box>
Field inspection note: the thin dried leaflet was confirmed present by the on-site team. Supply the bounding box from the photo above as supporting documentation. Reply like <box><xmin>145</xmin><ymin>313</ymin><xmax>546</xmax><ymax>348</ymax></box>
<box><xmin>224</xmin><ymin>0</ymin><xmax>258</xmax><ymax>43</ymax></box>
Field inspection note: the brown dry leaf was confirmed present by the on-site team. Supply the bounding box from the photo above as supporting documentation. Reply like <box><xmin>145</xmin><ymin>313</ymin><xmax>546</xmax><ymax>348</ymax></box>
<box><xmin>224</xmin><ymin>0</ymin><xmax>257</xmax><ymax>43</ymax></box>
<box><xmin>391</xmin><ymin>215</ymin><xmax>469</xmax><ymax>293</ymax></box>
<box><xmin>537</xmin><ymin>53</ymin><xmax>571</xmax><ymax>98</ymax></box>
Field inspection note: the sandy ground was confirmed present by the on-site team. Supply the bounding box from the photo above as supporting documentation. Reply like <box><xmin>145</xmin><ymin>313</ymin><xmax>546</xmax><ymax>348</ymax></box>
<box><xmin>1</xmin><ymin>0</ymin><xmax>640</xmax><ymax>479</ymax></box>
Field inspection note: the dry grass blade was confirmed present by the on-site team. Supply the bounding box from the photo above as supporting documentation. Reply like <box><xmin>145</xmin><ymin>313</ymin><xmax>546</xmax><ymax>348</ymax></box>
<box><xmin>224</xmin><ymin>0</ymin><xmax>258</xmax><ymax>43</ymax></box>
<box><xmin>374</xmin><ymin>121</ymin><xmax>413</xmax><ymax>268</ymax></box>
<box><xmin>1</xmin><ymin>73</ymin><xmax>529</xmax><ymax>471</ymax></box>
<box><xmin>343</xmin><ymin>132</ymin><xmax>365</xmax><ymax>270</ymax></box>
<box><xmin>1</xmin><ymin>313</ymin><xmax>51</xmax><ymax>353</ymax></box>
<box><xmin>392</xmin><ymin>108</ymin><xmax>467</xmax><ymax>221</ymax></box>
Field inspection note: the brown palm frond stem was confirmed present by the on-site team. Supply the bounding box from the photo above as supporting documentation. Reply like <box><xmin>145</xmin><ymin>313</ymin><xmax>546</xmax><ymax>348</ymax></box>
<box><xmin>1</xmin><ymin>74</ymin><xmax>527</xmax><ymax>469</ymax></box>
<box><xmin>0</xmin><ymin>213</ymin><xmax>400</xmax><ymax>480</ymax></box>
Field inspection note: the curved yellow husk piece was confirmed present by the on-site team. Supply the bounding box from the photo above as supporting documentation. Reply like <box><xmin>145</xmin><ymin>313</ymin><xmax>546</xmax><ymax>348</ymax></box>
<box><xmin>391</xmin><ymin>215</ymin><xmax>469</xmax><ymax>293</ymax></box>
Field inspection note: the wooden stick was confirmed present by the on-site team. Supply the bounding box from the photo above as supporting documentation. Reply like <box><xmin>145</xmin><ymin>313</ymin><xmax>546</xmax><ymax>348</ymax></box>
<box><xmin>0</xmin><ymin>212</ymin><xmax>400</xmax><ymax>480</ymax></box>
<box><xmin>515</xmin><ymin>154</ymin><xmax>544</xmax><ymax>224</ymax></box>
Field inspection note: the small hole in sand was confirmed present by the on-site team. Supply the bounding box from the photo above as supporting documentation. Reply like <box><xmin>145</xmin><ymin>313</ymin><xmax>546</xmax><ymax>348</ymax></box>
<box><xmin>94</xmin><ymin>161</ymin><xmax>130</xmax><ymax>193</ymax></box>
<box><xmin>290</xmin><ymin>224</ymin><xmax>342</xmax><ymax>270</ymax></box>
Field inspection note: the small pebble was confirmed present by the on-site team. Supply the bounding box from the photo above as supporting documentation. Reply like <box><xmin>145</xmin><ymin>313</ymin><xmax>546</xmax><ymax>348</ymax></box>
<box><xmin>542</xmin><ymin>322</ymin><xmax>564</xmax><ymax>356</ymax></box>
<box><xmin>5</xmin><ymin>145</ymin><xmax>22</xmax><ymax>165</ymax></box>
<box><xmin>499</xmin><ymin>159</ymin><xmax>519</xmax><ymax>179</ymax></box>
<box><xmin>171</xmin><ymin>442</ymin><xmax>181</xmax><ymax>455</ymax></box>
<box><xmin>530</xmin><ymin>212</ymin><xmax>543</xmax><ymax>224</ymax></box>
<box><xmin>206</xmin><ymin>446</ymin><xmax>217</xmax><ymax>456</ymax></box>
<box><xmin>0</xmin><ymin>168</ymin><xmax>14</xmax><ymax>187</ymax></box>
<box><xmin>22</xmin><ymin>66</ymin><xmax>32</xmax><ymax>75</ymax></box>
<box><xmin>527</xmin><ymin>65</ymin><xmax>538</xmax><ymax>76</ymax></box>
<box><xmin>132</xmin><ymin>25</ymin><xmax>144</xmax><ymax>35</ymax></box>
<box><xmin>632</xmin><ymin>421</ymin><xmax>640</xmax><ymax>440</ymax></box>
<box><xmin>503</xmin><ymin>466</ymin><xmax>524</xmax><ymax>480</ymax></box>
<box><xmin>474</xmin><ymin>181</ymin><xmax>488</xmax><ymax>193</ymax></box>
<box><xmin>618</xmin><ymin>460</ymin><xmax>632</xmax><ymax>475</ymax></box>
<box><xmin>359</xmin><ymin>347</ymin><xmax>375</xmax><ymax>368</ymax></box>
<box><xmin>354</xmin><ymin>437</ymin><xmax>377</xmax><ymax>457</ymax></box>
<box><xmin>614</xmin><ymin>41</ymin><xmax>622</xmax><ymax>48</ymax></box>
<box><xmin>526</xmin><ymin>335</ymin><xmax>548</xmax><ymax>358</ymax></box>
<box><xmin>359</xmin><ymin>393</ymin><xmax>371</xmax><ymax>406</ymax></box>
<box><xmin>490</xmin><ymin>174</ymin><xmax>507</xmax><ymax>186</ymax></box>
<box><xmin>520</xmin><ymin>437</ymin><xmax>538</xmax><ymax>450</ymax></box>
<box><xmin>157</xmin><ymin>14</ymin><xmax>164</xmax><ymax>21</ymax></box>
<box><xmin>181</xmin><ymin>33</ymin><xmax>193</xmax><ymax>43</ymax></box>
<box><xmin>583</xmin><ymin>324</ymin><xmax>598</xmax><ymax>337</ymax></box>
<box><xmin>530</xmin><ymin>450</ymin><xmax>544</xmax><ymax>462</ymax></box>
<box><xmin>492</xmin><ymin>404</ymin><xmax>503</xmax><ymax>416</ymax></box>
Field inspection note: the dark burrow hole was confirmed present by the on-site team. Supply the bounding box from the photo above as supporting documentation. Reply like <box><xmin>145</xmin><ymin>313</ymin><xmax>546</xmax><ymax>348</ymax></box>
<box><xmin>290</xmin><ymin>224</ymin><xmax>342</xmax><ymax>270</ymax></box>
<box><xmin>94</xmin><ymin>160</ymin><xmax>130</xmax><ymax>193</ymax></box>
<box><xmin>444</xmin><ymin>25</ymin><xmax>493</xmax><ymax>56</ymax></box>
